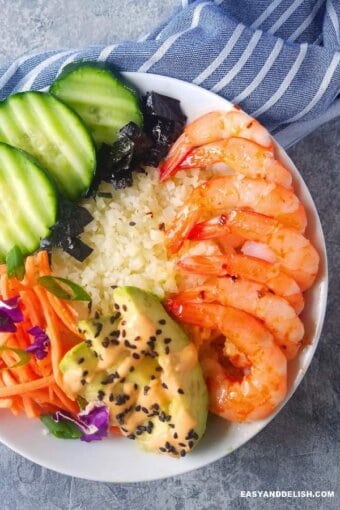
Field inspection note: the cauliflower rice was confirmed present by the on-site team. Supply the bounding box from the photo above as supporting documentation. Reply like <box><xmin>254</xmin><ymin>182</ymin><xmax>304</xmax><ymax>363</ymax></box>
<box><xmin>52</xmin><ymin>167</ymin><xmax>219</xmax><ymax>314</ymax></box>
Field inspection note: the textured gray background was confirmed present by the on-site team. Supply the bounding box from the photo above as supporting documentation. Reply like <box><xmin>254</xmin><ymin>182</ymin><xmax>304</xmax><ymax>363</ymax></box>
<box><xmin>0</xmin><ymin>1</ymin><xmax>339</xmax><ymax>509</ymax></box>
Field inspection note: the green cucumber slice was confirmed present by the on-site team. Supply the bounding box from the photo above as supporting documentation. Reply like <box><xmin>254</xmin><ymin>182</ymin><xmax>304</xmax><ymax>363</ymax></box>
<box><xmin>0</xmin><ymin>91</ymin><xmax>96</xmax><ymax>201</ymax></box>
<box><xmin>50</xmin><ymin>63</ymin><xmax>142</xmax><ymax>146</ymax></box>
<box><xmin>0</xmin><ymin>143</ymin><xmax>58</xmax><ymax>262</ymax></box>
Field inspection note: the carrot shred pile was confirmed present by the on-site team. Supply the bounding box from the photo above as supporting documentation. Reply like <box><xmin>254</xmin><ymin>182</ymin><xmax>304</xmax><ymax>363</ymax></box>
<box><xmin>0</xmin><ymin>251</ymin><xmax>82</xmax><ymax>418</ymax></box>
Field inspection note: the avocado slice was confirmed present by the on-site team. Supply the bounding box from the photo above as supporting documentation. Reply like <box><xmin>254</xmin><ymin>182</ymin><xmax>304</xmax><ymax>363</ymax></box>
<box><xmin>59</xmin><ymin>286</ymin><xmax>208</xmax><ymax>457</ymax></box>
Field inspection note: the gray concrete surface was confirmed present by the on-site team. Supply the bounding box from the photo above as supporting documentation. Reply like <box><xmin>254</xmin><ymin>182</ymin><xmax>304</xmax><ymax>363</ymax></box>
<box><xmin>0</xmin><ymin>1</ymin><xmax>339</xmax><ymax>509</ymax></box>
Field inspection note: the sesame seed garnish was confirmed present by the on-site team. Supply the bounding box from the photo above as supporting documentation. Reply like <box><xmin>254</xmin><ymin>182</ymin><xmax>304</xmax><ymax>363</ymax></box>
<box><xmin>129</xmin><ymin>221</ymin><xmax>136</xmax><ymax>226</ymax></box>
<box><xmin>164</xmin><ymin>338</ymin><xmax>172</xmax><ymax>344</ymax></box>
<box><xmin>129</xmin><ymin>366</ymin><xmax>135</xmax><ymax>372</ymax></box>
<box><xmin>173</xmin><ymin>432</ymin><xmax>178</xmax><ymax>439</ymax></box>
<box><xmin>158</xmin><ymin>319</ymin><xmax>166</xmax><ymax>325</ymax></box>
<box><xmin>151</xmin><ymin>403</ymin><xmax>159</xmax><ymax>410</ymax></box>
<box><xmin>132</xmin><ymin>353</ymin><xmax>140</xmax><ymax>360</ymax></box>
<box><xmin>78</xmin><ymin>357</ymin><xmax>85</xmax><ymax>364</ymax></box>
<box><xmin>122</xmin><ymin>329</ymin><xmax>126</xmax><ymax>338</ymax></box>
<box><xmin>189</xmin><ymin>441</ymin><xmax>194</xmax><ymax>449</ymax></box>
<box><xmin>159</xmin><ymin>447</ymin><xmax>166</xmax><ymax>452</ymax></box>
<box><xmin>122</xmin><ymin>305</ymin><xmax>128</xmax><ymax>312</ymax></box>
<box><xmin>83</xmin><ymin>370</ymin><xmax>88</xmax><ymax>377</ymax></box>
<box><xmin>179</xmin><ymin>442</ymin><xmax>186</xmax><ymax>447</ymax></box>
<box><xmin>97</xmin><ymin>390</ymin><xmax>105</xmax><ymax>400</ymax></box>
<box><xmin>156</xmin><ymin>366</ymin><xmax>162</xmax><ymax>372</ymax></box>
<box><xmin>150</xmin><ymin>375</ymin><xmax>156</xmax><ymax>380</ymax></box>
<box><xmin>111</xmin><ymin>338</ymin><xmax>119</xmax><ymax>345</ymax></box>
<box><xmin>134</xmin><ymin>336</ymin><xmax>141</xmax><ymax>342</ymax></box>
<box><xmin>142</xmin><ymin>407</ymin><xmax>148</xmax><ymax>414</ymax></box>
<box><xmin>144</xmin><ymin>385</ymin><xmax>150</xmax><ymax>395</ymax></box>
<box><xmin>165</xmin><ymin>346</ymin><xmax>170</xmax><ymax>355</ymax></box>
<box><xmin>158</xmin><ymin>222</ymin><xmax>165</xmax><ymax>231</ymax></box>
<box><xmin>85</xmin><ymin>339</ymin><xmax>92</xmax><ymax>347</ymax></box>
<box><xmin>127</xmin><ymin>434</ymin><xmax>135</xmax><ymax>440</ymax></box>
<box><xmin>94</xmin><ymin>311</ymin><xmax>100</xmax><ymax>320</ymax></box>
<box><xmin>180</xmin><ymin>449</ymin><xmax>186</xmax><ymax>457</ymax></box>
<box><xmin>120</xmin><ymin>377</ymin><xmax>125</xmax><ymax>383</ymax></box>
<box><xmin>156</xmin><ymin>329</ymin><xmax>162</xmax><ymax>335</ymax></box>
<box><xmin>149</xmin><ymin>336</ymin><xmax>156</xmax><ymax>342</ymax></box>
<box><xmin>114</xmin><ymin>304</ymin><xmax>120</xmax><ymax>310</ymax></box>
<box><xmin>101</xmin><ymin>338</ymin><xmax>110</xmax><ymax>348</ymax></box>
<box><xmin>162</xmin><ymin>383</ymin><xmax>168</xmax><ymax>389</ymax></box>
<box><xmin>109</xmin><ymin>393</ymin><xmax>114</xmax><ymax>402</ymax></box>
<box><xmin>178</xmin><ymin>388</ymin><xmax>184</xmax><ymax>395</ymax></box>
<box><xmin>94</xmin><ymin>323</ymin><xmax>103</xmax><ymax>338</ymax></box>
<box><xmin>134</xmin><ymin>383</ymin><xmax>138</xmax><ymax>390</ymax></box>
<box><xmin>110</xmin><ymin>329</ymin><xmax>120</xmax><ymax>337</ymax></box>
<box><xmin>80</xmin><ymin>378</ymin><xmax>86</xmax><ymax>385</ymax></box>
<box><xmin>121</xmin><ymin>320</ymin><xmax>126</xmax><ymax>326</ymax></box>
<box><xmin>135</xmin><ymin>405</ymin><xmax>141</xmax><ymax>412</ymax></box>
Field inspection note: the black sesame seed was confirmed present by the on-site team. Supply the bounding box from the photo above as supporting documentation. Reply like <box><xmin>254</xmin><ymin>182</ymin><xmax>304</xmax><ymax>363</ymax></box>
<box><xmin>164</xmin><ymin>338</ymin><xmax>172</xmax><ymax>344</ymax></box>
<box><xmin>97</xmin><ymin>390</ymin><xmax>105</xmax><ymax>401</ymax></box>
<box><xmin>94</xmin><ymin>311</ymin><xmax>100</xmax><ymax>320</ymax></box>
<box><xmin>129</xmin><ymin>366</ymin><xmax>135</xmax><ymax>373</ymax></box>
<box><xmin>162</xmin><ymin>383</ymin><xmax>168</xmax><ymax>389</ymax></box>
<box><xmin>149</xmin><ymin>336</ymin><xmax>156</xmax><ymax>342</ymax></box>
<box><xmin>159</xmin><ymin>319</ymin><xmax>166</xmax><ymax>325</ymax></box>
<box><xmin>156</xmin><ymin>329</ymin><xmax>162</xmax><ymax>335</ymax></box>
<box><xmin>178</xmin><ymin>388</ymin><xmax>185</xmax><ymax>395</ymax></box>
<box><xmin>78</xmin><ymin>357</ymin><xmax>85</xmax><ymax>364</ymax></box>
<box><xmin>109</xmin><ymin>393</ymin><xmax>114</xmax><ymax>402</ymax></box>
<box><xmin>110</xmin><ymin>329</ymin><xmax>120</xmax><ymax>337</ymax></box>
<box><xmin>134</xmin><ymin>383</ymin><xmax>138</xmax><ymax>390</ymax></box>
<box><xmin>134</xmin><ymin>336</ymin><xmax>141</xmax><ymax>342</ymax></box>
<box><xmin>173</xmin><ymin>432</ymin><xmax>178</xmax><ymax>439</ymax></box>
<box><xmin>120</xmin><ymin>377</ymin><xmax>125</xmax><ymax>383</ymax></box>
<box><xmin>94</xmin><ymin>323</ymin><xmax>103</xmax><ymax>338</ymax></box>
<box><xmin>122</xmin><ymin>305</ymin><xmax>127</xmax><ymax>312</ymax></box>
<box><xmin>85</xmin><ymin>339</ymin><xmax>92</xmax><ymax>347</ymax></box>
<box><xmin>180</xmin><ymin>449</ymin><xmax>186</xmax><ymax>457</ymax></box>
<box><xmin>135</xmin><ymin>405</ymin><xmax>141</xmax><ymax>412</ymax></box>
<box><xmin>129</xmin><ymin>221</ymin><xmax>136</xmax><ymax>226</ymax></box>
<box><xmin>121</xmin><ymin>427</ymin><xmax>128</xmax><ymax>433</ymax></box>
<box><xmin>179</xmin><ymin>442</ymin><xmax>186</xmax><ymax>447</ymax></box>
<box><xmin>144</xmin><ymin>385</ymin><xmax>150</xmax><ymax>395</ymax></box>
<box><xmin>165</xmin><ymin>346</ymin><xmax>170</xmax><ymax>355</ymax></box>
<box><xmin>152</xmin><ymin>403</ymin><xmax>160</xmax><ymax>410</ymax></box>
<box><xmin>188</xmin><ymin>440</ymin><xmax>194</xmax><ymax>449</ymax></box>
<box><xmin>121</xmin><ymin>320</ymin><xmax>127</xmax><ymax>326</ymax></box>
<box><xmin>156</xmin><ymin>366</ymin><xmax>162</xmax><ymax>372</ymax></box>
<box><xmin>101</xmin><ymin>338</ymin><xmax>110</xmax><ymax>348</ymax></box>
<box><xmin>80</xmin><ymin>378</ymin><xmax>86</xmax><ymax>385</ymax></box>
<box><xmin>122</xmin><ymin>329</ymin><xmax>126</xmax><ymax>338</ymax></box>
<box><xmin>159</xmin><ymin>447</ymin><xmax>166</xmax><ymax>452</ymax></box>
<box><xmin>83</xmin><ymin>370</ymin><xmax>88</xmax><ymax>377</ymax></box>
<box><xmin>111</xmin><ymin>338</ymin><xmax>119</xmax><ymax>345</ymax></box>
<box><xmin>142</xmin><ymin>407</ymin><xmax>149</xmax><ymax>414</ymax></box>
<box><xmin>165</xmin><ymin>441</ymin><xmax>171</xmax><ymax>449</ymax></box>
<box><xmin>150</xmin><ymin>375</ymin><xmax>156</xmax><ymax>380</ymax></box>
<box><xmin>87</xmin><ymin>301</ymin><xmax>92</xmax><ymax>311</ymax></box>
<box><xmin>169</xmin><ymin>423</ymin><xmax>175</xmax><ymax>428</ymax></box>
<box><xmin>132</xmin><ymin>353</ymin><xmax>140</xmax><ymax>360</ymax></box>
<box><xmin>114</xmin><ymin>304</ymin><xmax>120</xmax><ymax>310</ymax></box>
<box><xmin>116</xmin><ymin>394</ymin><xmax>130</xmax><ymax>405</ymax></box>
<box><xmin>127</xmin><ymin>434</ymin><xmax>135</xmax><ymax>440</ymax></box>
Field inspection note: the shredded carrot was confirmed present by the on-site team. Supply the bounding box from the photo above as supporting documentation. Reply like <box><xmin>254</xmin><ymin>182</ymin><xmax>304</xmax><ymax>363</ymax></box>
<box><xmin>0</xmin><ymin>251</ymin><xmax>84</xmax><ymax>419</ymax></box>
<box><xmin>109</xmin><ymin>426</ymin><xmax>123</xmax><ymax>436</ymax></box>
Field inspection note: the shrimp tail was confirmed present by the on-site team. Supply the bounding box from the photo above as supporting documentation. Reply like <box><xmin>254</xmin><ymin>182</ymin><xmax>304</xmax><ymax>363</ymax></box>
<box><xmin>160</xmin><ymin>135</ymin><xmax>192</xmax><ymax>181</ymax></box>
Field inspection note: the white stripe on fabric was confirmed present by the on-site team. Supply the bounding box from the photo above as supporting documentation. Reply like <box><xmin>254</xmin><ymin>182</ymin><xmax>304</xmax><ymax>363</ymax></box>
<box><xmin>214</xmin><ymin>0</ymin><xmax>225</xmax><ymax>5</ymax></box>
<box><xmin>16</xmin><ymin>50</ymin><xmax>74</xmax><ymax>91</ymax></box>
<box><xmin>251</xmin><ymin>43</ymin><xmax>308</xmax><ymax>117</ymax></box>
<box><xmin>251</xmin><ymin>0</ymin><xmax>284</xmax><ymax>29</ymax></box>
<box><xmin>288</xmin><ymin>0</ymin><xmax>325</xmax><ymax>42</ymax></box>
<box><xmin>268</xmin><ymin>0</ymin><xmax>305</xmax><ymax>35</ymax></box>
<box><xmin>139</xmin><ymin>32</ymin><xmax>151</xmax><ymax>42</ymax></box>
<box><xmin>193</xmin><ymin>24</ymin><xmax>245</xmax><ymax>85</ymax></box>
<box><xmin>231</xmin><ymin>38</ymin><xmax>284</xmax><ymax>104</ymax></box>
<box><xmin>98</xmin><ymin>44</ymin><xmax>118</xmax><ymax>61</ymax></box>
<box><xmin>138</xmin><ymin>1</ymin><xmax>210</xmax><ymax>73</ymax></box>
<box><xmin>283</xmin><ymin>52</ymin><xmax>340</xmax><ymax>122</ymax></box>
<box><xmin>0</xmin><ymin>49</ymin><xmax>51</xmax><ymax>91</ymax></box>
<box><xmin>54</xmin><ymin>51</ymin><xmax>81</xmax><ymax>79</ymax></box>
<box><xmin>212</xmin><ymin>30</ymin><xmax>263</xmax><ymax>93</ymax></box>
<box><xmin>182</xmin><ymin>0</ymin><xmax>189</xmax><ymax>7</ymax></box>
<box><xmin>313</xmin><ymin>33</ymin><xmax>323</xmax><ymax>45</ymax></box>
<box><xmin>327</xmin><ymin>0</ymin><xmax>340</xmax><ymax>44</ymax></box>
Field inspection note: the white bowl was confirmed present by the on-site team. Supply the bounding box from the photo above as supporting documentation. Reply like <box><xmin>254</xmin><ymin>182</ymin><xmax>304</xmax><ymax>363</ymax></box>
<box><xmin>0</xmin><ymin>72</ymin><xmax>328</xmax><ymax>482</ymax></box>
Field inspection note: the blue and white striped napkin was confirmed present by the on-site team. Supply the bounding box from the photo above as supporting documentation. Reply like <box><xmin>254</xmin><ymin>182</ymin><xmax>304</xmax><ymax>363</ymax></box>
<box><xmin>0</xmin><ymin>0</ymin><xmax>339</xmax><ymax>148</ymax></box>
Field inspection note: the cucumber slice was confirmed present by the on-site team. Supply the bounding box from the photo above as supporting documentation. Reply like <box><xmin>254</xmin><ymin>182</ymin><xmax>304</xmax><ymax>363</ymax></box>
<box><xmin>50</xmin><ymin>63</ymin><xmax>142</xmax><ymax>146</ymax></box>
<box><xmin>0</xmin><ymin>91</ymin><xmax>96</xmax><ymax>201</ymax></box>
<box><xmin>0</xmin><ymin>143</ymin><xmax>58</xmax><ymax>262</ymax></box>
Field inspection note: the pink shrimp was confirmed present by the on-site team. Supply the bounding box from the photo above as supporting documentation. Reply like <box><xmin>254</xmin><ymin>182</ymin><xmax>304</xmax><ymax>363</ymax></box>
<box><xmin>166</xmin><ymin>300</ymin><xmax>287</xmax><ymax>422</ymax></box>
<box><xmin>177</xmin><ymin>254</ymin><xmax>304</xmax><ymax>314</ymax></box>
<box><xmin>188</xmin><ymin>210</ymin><xmax>319</xmax><ymax>291</ymax></box>
<box><xmin>160</xmin><ymin>110</ymin><xmax>273</xmax><ymax>181</ymax></box>
<box><xmin>179</xmin><ymin>137</ymin><xmax>292</xmax><ymax>189</ymax></box>
<box><xmin>170</xmin><ymin>277</ymin><xmax>304</xmax><ymax>359</ymax></box>
<box><xmin>166</xmin><ymin>175</ymin><xmax>307</xmax><ymax>254</ymax></box>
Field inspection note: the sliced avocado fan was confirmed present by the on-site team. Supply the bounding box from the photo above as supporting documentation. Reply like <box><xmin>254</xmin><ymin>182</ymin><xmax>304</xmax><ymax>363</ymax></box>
<box><xmin>59</xmin><ymin>286</ymin><xmax>208</xmax><ymax>457</ymax></box>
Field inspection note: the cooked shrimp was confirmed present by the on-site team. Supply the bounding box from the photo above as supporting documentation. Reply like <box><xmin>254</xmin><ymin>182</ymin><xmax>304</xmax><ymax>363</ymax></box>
<box><xmin>166</xmin><ymin>300</ymin><xmax>287</xmax><ymax>422</ymax></box>
<box><xmin>170</xmin><ymin>277</ymin><xmax>304</xmax><ymax>359</ymax></box>
<box><xmin>160</xmin><ymin>110</ymin><xmax>273</xmax><ymax>181</ymax></box>
<box><xmin>179</xmin><ymin>137</ymin><xmax>292</xmax><ymax>189</ymax></box>
<box><xmin>188</xmin><ymin>210</ymin><xmax>319</xmax><ymax>291</ymax></box>
<box><xmin>177</xmin><ymin>253</ymin><xmax>304</xmax><ymax>314</ymax></box>
<box><xmin>166</xmin><ymin>175</ymin><xmax>307</xmax><ymax>253</ymax></box>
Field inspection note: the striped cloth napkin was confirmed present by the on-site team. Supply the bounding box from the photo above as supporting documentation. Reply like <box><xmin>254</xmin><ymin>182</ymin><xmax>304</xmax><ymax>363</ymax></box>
<box><xmin>0</xmin><ymin>0</ymin><xmax>339</xmax><ymax>148</ymax></box>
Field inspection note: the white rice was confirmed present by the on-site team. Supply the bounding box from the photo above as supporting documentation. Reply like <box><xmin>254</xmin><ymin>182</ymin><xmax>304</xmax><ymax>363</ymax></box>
<box><xmin>52</xmin><ymin>167</ymin><xmax>220</xmax><ymax>315</ymax></box>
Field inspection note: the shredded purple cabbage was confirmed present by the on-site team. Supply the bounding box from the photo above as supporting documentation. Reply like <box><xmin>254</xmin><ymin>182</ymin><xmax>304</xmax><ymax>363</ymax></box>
<box><xmin>0</xmin><ymin>296</ymin><xmax>23</xmax><ymax>332</ymax></box>
<box><xmin>25</xmin><ymin>326</ymin><xmax>50</xmax><ymax>360</ymax></box>
<box><xmin>54</xmin><ymin>404</ymin><xmax>109</xmax><ymax>442</ymax></box>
